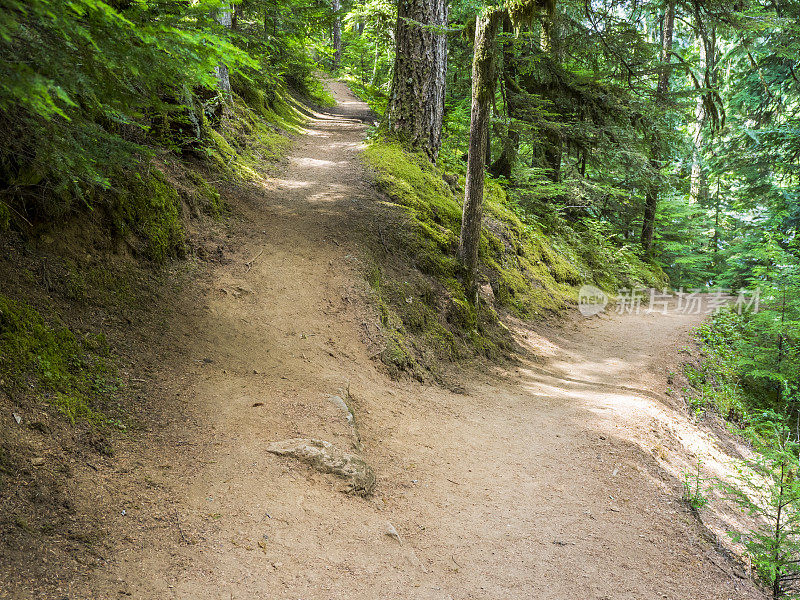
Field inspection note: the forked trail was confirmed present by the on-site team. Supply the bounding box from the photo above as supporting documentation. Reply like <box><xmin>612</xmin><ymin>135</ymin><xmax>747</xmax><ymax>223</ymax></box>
<box><xmin>87</xmin><ymin>81</ymin><xmax>765</xmax><ymax>599</ymax></box>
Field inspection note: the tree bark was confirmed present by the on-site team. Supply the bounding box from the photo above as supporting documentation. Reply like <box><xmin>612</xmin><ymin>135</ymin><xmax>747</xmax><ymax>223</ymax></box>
<box><xmin>458</xmin><ymin>9</ymin><xmax>502</xmax><ymax>301</ymax></box>
<box><xmin>542</xmin><ymin>0</ymin><xmax>562</xmax><ymax>182</ymax></box>
<box><xmin>539</xmin><ymin>0</ymin><xmax>558</xmax><ymax>56</ymax></box>
<box><xmin>640</xmin><ymin>155</ymin><xmax>659</xmax><ymax>253</ymax></box>
<box><xmin>387</xmin><ymin>0</ymin><xmax>448</xmax><ymax>161</ymax></box>
<box><xmin>543</xmin><ymin>127</ymin><xmax>562</xmax><ymax>182</ymax></box>
<box><xmin>690</xmin><ymin>27</ymin><xmax>713</xmax><ymax>205</ymax></box>
<box><xmin>371</xmin><ymin>41</ymin><xmax>381</xmax><ymax>85</ymax></box>
<box><xmin>332</xmin><ymin>0</ymin><xmax>342</xmax><ymax>70</ymax></box>
<box><xmin>213</xmin><ymin>4</ymin><xmax>233</xmax><ymax>97</ymax></box>
<box><xmin>232</xmin><ymin>0</ymin><xmax>243</xmax><ymax>30</ymax></box>
<box><xmin>489</xmin><ymin>14</ymin><xmax>520</xmax><ymax>178</ymax></box>
<box><xmin>641</xmin><ymin>0</ymin><xmax>675</xmax><ymax>255</ymax></box>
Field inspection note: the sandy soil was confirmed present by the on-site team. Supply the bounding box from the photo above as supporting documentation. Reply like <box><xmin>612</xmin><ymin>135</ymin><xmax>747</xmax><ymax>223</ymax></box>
<box><xmin>59</xmin><ymin>81</ymin><xmax>768</xmax><ymax>599</ymax></box>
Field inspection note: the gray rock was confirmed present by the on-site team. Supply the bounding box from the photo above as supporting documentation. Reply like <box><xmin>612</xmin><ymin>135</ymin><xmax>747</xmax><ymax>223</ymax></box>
<box><xmin>267</xmin><ymin>438</ymin><xmax>375</xmax><ymax>496</ymax></box>
<box><xmin>328</xmin><ymin>395</ymin><xmax>354</xmax><ymax>424</ymax></box>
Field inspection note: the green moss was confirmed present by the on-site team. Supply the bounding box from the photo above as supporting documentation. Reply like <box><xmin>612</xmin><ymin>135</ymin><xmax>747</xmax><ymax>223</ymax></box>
<box><xmin>303</xmin><ymin>77</ymin><xmax>337</xmax><ymax>108</ymax></box>
<box><xmin>362</xmin><ymin>139</ymin><xmax>580</xmax><ymax>320</ymax></box>
<box><xmin>62</xmin><ymin>261</ymin><xmax>153</xmax><ymax>313</ymax></box>
<box><xmin>187</xmin><ymin>170</ymin><xmax>226</xmax><ymax>218</ymax></box>
<box><xmin>360</xmin><ymin>137</ymin><xmax>666</xmax><ymax>376</ymax></box>
<box><xmin>374</xmin><ymin>293</ymin><xmax>421</xmax><ymax>378</ymax></box>
<box><xmin>365</xmin><ymin>142</ymin><xmax>462</xmax><ymax>229</ymax></box>
<box><xmin>367</xmin><ymin>265</ymin><xmax>464</xmax><ymax>379</ymax></box>
<box><xmin>203</xmin><ymin>91</ymin><xmax>305</xmax><ymax>182</ymax></box>
<box><xmin>110</xmin><ymin>167</ymin><xmax>185</xmax><ymax>262</ymax></box>
<box><xmin>0</xmin><ymin>294</ymin><xmax>120</xmax><ymax>426</ymax></box>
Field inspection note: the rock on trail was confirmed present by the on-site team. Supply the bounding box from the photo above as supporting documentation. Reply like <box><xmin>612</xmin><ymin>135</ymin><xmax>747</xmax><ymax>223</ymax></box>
<box><xmin>267</xmin><ymin>438</ymin><xmax>376</xmax><ymax>496</ymax></box>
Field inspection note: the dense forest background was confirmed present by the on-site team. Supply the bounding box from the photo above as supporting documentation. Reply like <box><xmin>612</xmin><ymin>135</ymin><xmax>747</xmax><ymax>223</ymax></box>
<box><xmin>0</xmin><ymin>4</ymin><xmax>797</xmax><ymax>406</ymax></box>
<box><xmin>3</xmin><ymin>0</ymin><xmax>795</xmax><ymax>425</ymax></box>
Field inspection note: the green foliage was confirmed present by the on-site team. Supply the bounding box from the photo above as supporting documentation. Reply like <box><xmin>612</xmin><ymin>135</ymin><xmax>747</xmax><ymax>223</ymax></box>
<box><xmin>0</xmin><ymin>0</ymin><xmax>330</xmax><ymax>237</ymax></box>
<box><xmin>0</xmin><ymin>294</ymin><xmax>119</xmax><ymax>426</ymax></box>
<box><xmin>336</xmin><ymin>0</ymin><xmax>394</xmax><ymax>113</ymax></box>
<box><xmin>654</xmin><ymin>191</ymin><xmax>717</xmax><ymax>286</ymax></box>
<box><xmin>721</xmin><ymin>413</ymin><xmax>800</xmax><ymax>598</ymax></box>
<box><xmin>0</xmin><ymin>0</ymin><xmax>254</xmax><ymax>220</ymax></box>
<box><xmin>695</xmin><ymin>263</ymin><xmax>800</xmax><ymax>425</ymax></box>
<box><xmin>682</xmin><ymin>459</ymin><xmax>710</xmax><ymax>511</ymax></box>
<box><xmin>362</xmin><ymin>137</ymin><xmax>663</xmax><ymax>373</ymax></box>
<box><xmin>692</xmin><ymin>309</ymin><xmax>756</xmax><ymax>422</ymax></box>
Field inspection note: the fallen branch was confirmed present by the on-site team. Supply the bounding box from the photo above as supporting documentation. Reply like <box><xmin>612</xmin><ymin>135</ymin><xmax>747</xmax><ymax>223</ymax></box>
<box><xmin>174</xmin><ymin>509</ymin><xmax>189</xmax><ymax>544</ymax></box>
<box><xmin>245</xmin><ymin>249</ymin><xmax>264</xmax><ymax>272</ymax></box>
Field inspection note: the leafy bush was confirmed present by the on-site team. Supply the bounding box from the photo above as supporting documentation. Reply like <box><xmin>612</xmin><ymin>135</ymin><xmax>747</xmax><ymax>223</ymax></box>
<box><xmin>0</xmin><ymin>0</ymin><xmax>252</xmax><ymax>221</ymax></box>
<box><xmin>722</xmin><ymin>413</ymin><xmax>800</xmax><ymax>599</ymax></box>
<box><xmin>694</xmin><ymin>269</ymin><xmax>800</xmax><ymax>423</ymax></box>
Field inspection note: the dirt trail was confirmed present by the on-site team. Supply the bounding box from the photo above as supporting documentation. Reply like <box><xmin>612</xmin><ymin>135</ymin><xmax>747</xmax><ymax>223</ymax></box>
<box><xmin>85</xmin><ymin>82</ymin><xmax>766</xmax><ymax>599</ymax></box>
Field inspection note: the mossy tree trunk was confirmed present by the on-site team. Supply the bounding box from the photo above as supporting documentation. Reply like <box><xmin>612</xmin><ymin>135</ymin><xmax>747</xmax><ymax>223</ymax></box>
<box><xmin>641</xmin><ymin>0</ymin><xmax>675</xmax><ymax>255</ymax></box>
<box><xmin>213</xmin><ymin>4</ymin><xmax>233</xmax><ymax>97</ymax></box>
<box><xmin>690</xmin><ymin>25</ymin><xmax>713</xmax><ymax>206</ymax></box>
<box><xmin>332</xmin><ymin>0</ymin><xmax>342</xmax><ymax>69</ymax></box>
<box><xmin>232</xmin><ymin>0</ymin><xmax>244</xmax><ymax>30</ymax></box>
<box><xmin>540</xmin><ymin>0</ymin><xmax>562</xmax><ymax>182</ymax></box>
<box><xmin>459</xmin><ymin>8</ymin><xmax>503</xmax><ymax>302</ymax></box>
<box><xmin>489</xmin><ymin>15</ymin><xmax>521</xmax><ymax>179</ymax></box>
<box><xmin>387</xmin><ymin>0</ymin><xmax>448</xmax><ymax>162</ymax></box>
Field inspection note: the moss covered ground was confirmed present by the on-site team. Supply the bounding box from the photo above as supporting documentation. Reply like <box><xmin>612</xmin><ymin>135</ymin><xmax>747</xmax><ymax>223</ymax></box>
<box><xmin>94</xmin><ymin>78</ymin><xmax>312</xmax><ymax>265</ymax></box>
<box><xmin>0</xmin><ymin>294</ymin><xmax>120</xmax><ymax>426</ymax></box>
<box><xmin>205</xmin><ymin>85</ymin><xmax>305</xmax><ymax>181</ymax></box>
<box><xmin>361</xmin><ymin>138</ymin><xmax>665</xmax><ymax>376</ymax></box>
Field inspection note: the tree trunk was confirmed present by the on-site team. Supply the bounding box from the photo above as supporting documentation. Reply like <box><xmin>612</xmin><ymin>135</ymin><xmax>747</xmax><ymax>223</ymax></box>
<box><xmin>540</xmin><ymin>0</ymin><xmax>558</xmax><ymax>56</ymax></box>
<box><xmin>332</xmin><ymin>0</ymin><xmax>342</xmax><ymax>70</ymax></box>
<box><xmin>641</xmin><ymin>0</ymin><xmax>675</xmax><ymax>255</ymax></box>
<box><xmin>371</xmin><ymin>41</ymin><xmax>381</xmax><ymax>85</ymax></box>
<box><xmin>387</xmin><ymin>0</ymin><xmax>448</xmax><ymax>161</ymax></box>
<box><xmin>543</xmin><ymin>0</ymin><xmax>562</xmax><ymax>182</ymax></box>
<box><xmin>232</xmin><ymin>0</ymin><xmax>243</xmax><ymax>31</ymax></box>
<box><xmin>544</xmin><ymin>127</ymin><xmax>562</xmax><ymax>182</ymax></box>
<box><xmin>690</xmin><ymin>28</ymin><xmax>713</xmax><ymax>205</ymax></box>
<box><xmin>489</xmin><ymin>14</ymin><xmax>520</xmax><ymax>178</ymax></box>
<box><xmin>641</xmin><ymin>160</ymin><xmax>659</xmax><ymax>253</ymax></box>
<box><xmin>458</xmin><ymin>9</ymin><xmax>502</xmax><ymax>301</ymax></box>
<box><xmin>182</xmin><ymin>85</ymin><xmax>202</xmax><ymax>141</ymax></box>
<box><xmin>213</xmin><ymin>4</ymin><xmax>233</xmax><ymax>97</ymax></box>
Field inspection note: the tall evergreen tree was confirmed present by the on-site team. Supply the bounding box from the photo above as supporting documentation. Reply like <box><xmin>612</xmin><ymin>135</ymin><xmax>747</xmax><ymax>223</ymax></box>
<box><xmin>641</xmin><ymin>0</ymin><xmax>675</xmax><ymax>255</ymax></box>
<box><xmin>459</xmin><ymin>7</ymin><xmax>503</xmax><ymax>299</ymax></box>
<box><xmin>386</xmin><ymin>0</ymin><xmax>448</xmax><ymax>161</ymax></box>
